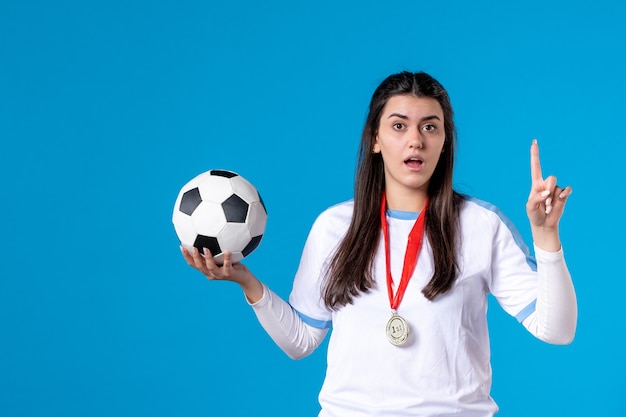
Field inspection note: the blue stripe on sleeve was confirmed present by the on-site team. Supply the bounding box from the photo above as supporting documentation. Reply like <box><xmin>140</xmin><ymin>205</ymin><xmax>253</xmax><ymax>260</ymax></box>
<box><xmin>466</xmin><ymin>197</ymin><xmax>537</xmax><ymax>271</ymax></box>
<box><xmin>291</xmin><ymin>306</ymin><xmax>332</xmax><ymax>329</ymax></box>
<box><xmin>515</xmin><ymin>299</ymin><xmax>537</xmax><ymax>322</ymax></box>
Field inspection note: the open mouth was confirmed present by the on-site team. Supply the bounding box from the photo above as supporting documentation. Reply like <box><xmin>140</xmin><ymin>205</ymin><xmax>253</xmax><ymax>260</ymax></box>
<box><xmin>405</xmin><ymin>157</ymin><xmax>424</xmax><ymax>169</ymax></box>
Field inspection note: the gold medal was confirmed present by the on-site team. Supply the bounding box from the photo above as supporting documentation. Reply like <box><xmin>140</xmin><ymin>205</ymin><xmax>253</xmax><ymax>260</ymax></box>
<box><xmin>386</xmin><ymin>311</ymin><xmax>409</xmax><ymax>346</ymax></box>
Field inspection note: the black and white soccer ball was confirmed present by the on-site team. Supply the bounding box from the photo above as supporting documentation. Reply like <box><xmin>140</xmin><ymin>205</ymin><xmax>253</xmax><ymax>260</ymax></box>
<box><xmin>172</xmin><ymin>169</ymin><xmax>267</xmax><ymax>264</ymax></box>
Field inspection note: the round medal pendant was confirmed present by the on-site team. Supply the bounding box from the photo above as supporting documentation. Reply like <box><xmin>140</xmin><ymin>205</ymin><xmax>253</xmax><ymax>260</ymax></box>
<box><xmin>386</xmin><ymin>312</ymin><xmax>409</xmax><ymax>346</ymax></box>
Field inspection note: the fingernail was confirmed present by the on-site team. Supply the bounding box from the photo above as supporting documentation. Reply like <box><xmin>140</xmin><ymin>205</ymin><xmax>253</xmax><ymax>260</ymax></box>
<box><xmin>559</xmin><ymin>191</ymin><xmax>567</xmax><ymax>199</ymax></box>
<box><xmin>545</xmin><ymin>197</ymin><xmax>552</xmax><ymax>206</ymax></box>
<box><xmin>545</xmin><ymin>205</ymin><xmax>553</xmax><ymax>214</ymax></box>
<box><xmin>540</xmin><ymin>190</ymin><xmax>550</xmax><ymax>197</ymax></box>
<box><xmin>533</xmin><ymin>138</ymin><xmax>538</xmax><ymax>145</ymax></box>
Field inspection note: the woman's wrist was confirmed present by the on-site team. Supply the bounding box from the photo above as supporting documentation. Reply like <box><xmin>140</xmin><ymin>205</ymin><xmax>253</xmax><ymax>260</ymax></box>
<box><xmin>239</xmin><ymin>273</ymin><xmax>264</xmax><ymax>303</ymax></box>
<box><xmin>531</xmin><ymin>226</ymin><xmax>561</xmax><ymax>252</ymax></box>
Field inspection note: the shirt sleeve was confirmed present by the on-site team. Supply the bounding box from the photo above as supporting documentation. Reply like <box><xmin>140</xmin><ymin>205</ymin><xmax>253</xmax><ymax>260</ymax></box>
<box><xmin>287</xmin><ymin>214</ymin><xmax>335</xmax><ymax>329</ymax></box>
<box><xmin>520</xmin><ymin>245</ymin><xmax>577</xmax><ymax>344</ymax></box>
<box><xmin>488</xmin><ymin>210</ymin><xmax>543</xmax><ymax>320</ymax></box>
<box><xmin>486</xmin><ymin>208</ymin><xmax>577</xmax><ymax>344</ymax></box>
<box><xmin>248</xmin><ymin>282</ymin><xmax>329</xmax><ymax>360</ymax></box>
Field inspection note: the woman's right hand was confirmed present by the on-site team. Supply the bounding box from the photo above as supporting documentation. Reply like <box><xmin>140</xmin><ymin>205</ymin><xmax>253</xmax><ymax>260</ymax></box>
<box><xmin>180</xmin><ymin>246</ymin><xmax>264</xmax><ymax>303</ymax></box>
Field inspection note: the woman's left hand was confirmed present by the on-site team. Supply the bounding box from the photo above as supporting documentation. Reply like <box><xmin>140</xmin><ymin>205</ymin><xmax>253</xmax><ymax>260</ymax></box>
<box><xmin>526</xmin><ymin>140</ymin><xmax>572</xmax><ymax>251</ymax></box>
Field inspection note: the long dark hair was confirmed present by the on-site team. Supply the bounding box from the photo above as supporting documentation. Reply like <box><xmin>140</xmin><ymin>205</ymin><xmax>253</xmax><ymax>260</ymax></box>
<box><xmin>323</xmin><ymin>71</ymin><xmax>464</xmax><ymax>309</ymax></box>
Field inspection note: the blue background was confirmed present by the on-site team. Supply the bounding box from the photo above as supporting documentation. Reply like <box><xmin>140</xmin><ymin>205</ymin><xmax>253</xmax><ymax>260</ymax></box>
<box><xmin>1</xmin><ymin>0</ymin><xmax>624</xmax><ymax>415</ymax></box>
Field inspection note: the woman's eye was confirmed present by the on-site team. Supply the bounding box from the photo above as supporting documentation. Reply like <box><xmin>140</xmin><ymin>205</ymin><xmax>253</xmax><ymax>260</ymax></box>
<box><xmin>393</xmin><ymin>123</ymin><xmax>405</xmax><ymax>130</ymax></box>
<box><xmin>423</xmin><ymin>124</ymin><xmax>436</xmax><ymax>132</ymax></box>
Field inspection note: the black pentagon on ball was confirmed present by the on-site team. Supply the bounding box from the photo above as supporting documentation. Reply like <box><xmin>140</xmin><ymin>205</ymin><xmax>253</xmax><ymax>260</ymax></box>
<box><xmin>222</xmin><ymin>194</ymin><xmax>248</xmax><ymax>223</ymax></box>
<box><xmin>210</xmin><ymin>169</ymin><xmax>238</xmax><ymax>178</ymax></box>
<box><xmin>242</xmin><ymin>235</ymin><xmax>263</xmax><ymax>257</ymax></box>
<box><xmin>194</xmin><ymin>235</ymin><xmax>221</xmax><ymax>257</ymax></box>
<box><xmin>179</xmin><ymin>187</ymin><xmax>202</xmax><ymax>216</ymax></box>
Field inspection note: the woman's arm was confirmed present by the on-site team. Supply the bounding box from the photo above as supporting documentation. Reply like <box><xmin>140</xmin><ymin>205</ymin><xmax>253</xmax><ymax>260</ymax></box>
<box><xmin>521</xmin><ymin>246</ymin><xmax>577</xmax><ymax>344</ymax></box>
<box><xmin>249</xmin><ymin>283</ymin><xmax>328</xmax><ymax>359</ymax></box>
<box><xmin>181</xmin><ymin>247</ymin><xmax>327</xmax><ymax>359</ymax></box>
<box><xmin>522</xmin><ymin>140</ymin><xmax>577</xmax><ymax>343</ymax></box>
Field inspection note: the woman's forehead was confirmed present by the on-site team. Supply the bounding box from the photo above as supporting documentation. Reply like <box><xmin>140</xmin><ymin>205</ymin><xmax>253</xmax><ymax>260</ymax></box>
<box><xmin>381</xmin><ymin>95</ymin><xmax>444</xmax><ymax>118</ymax></box>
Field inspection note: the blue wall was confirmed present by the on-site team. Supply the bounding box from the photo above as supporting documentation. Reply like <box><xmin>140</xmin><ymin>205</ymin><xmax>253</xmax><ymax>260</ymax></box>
<box><xmin>1</xmin><ymin>0</ymin><xmax>623</xmax><ymax>415</ymax></box>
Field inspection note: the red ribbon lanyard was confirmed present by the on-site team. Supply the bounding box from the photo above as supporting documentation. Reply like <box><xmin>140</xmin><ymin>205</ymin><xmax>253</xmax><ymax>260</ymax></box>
<box><xmin>380</xmin><ymin>193</ymin><xmax>429</xmax><ymax>311</ymax></box>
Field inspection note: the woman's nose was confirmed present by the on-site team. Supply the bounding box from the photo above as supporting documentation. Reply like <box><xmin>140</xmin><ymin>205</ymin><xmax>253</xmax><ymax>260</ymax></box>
<box><xmin>409</xmin><ymin>129</ymin><xmax>423</xmax><ymax>149</ymax></box>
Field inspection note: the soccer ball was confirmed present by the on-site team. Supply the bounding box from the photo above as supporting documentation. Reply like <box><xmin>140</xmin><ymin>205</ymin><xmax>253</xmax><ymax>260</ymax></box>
<box><xmin>172</xmin><ymin>169</ymin><xmax>267</xmax><ymax>264</ymax></box>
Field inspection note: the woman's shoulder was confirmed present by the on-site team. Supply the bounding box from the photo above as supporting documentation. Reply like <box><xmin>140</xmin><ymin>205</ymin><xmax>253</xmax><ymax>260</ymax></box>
<box><xmin>314</xmin><ymin>199</ymin><xmax>354</xmax><ymax>227</ymax></box>
<box><xmin>303</xmin><ymin>199</ymin><xmax>354</xmax><ymax>242</ymax></box>
<box><xmin>460</xmin><ymin>195</ymin><xmax>502</xmax><ymax>216</ymax></box>
<box><xmin>458</xmin><ymin>194</ymin><xmax>520</xmax><ymax>232</ymax></box>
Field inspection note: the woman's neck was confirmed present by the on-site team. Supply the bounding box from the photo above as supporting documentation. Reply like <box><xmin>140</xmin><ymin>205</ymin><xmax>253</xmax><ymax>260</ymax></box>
<box><xmin>384</xmin><ymin>188</ymin><xmax>428</xmax><ymax>212</ymax></box>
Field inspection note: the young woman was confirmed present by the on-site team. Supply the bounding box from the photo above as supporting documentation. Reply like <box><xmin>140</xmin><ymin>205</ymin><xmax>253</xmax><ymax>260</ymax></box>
<box><xmin>181</xmin><ymin>71</ymin><xmax>577</xmax><ymax>416</ymax></box>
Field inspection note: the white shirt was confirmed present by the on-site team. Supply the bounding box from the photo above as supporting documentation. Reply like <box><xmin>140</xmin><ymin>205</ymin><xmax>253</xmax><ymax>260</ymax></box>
<box><xmin>250</xmin><ymin>197</ymin><xmax>577</xmax><ymax>417</ymax></box>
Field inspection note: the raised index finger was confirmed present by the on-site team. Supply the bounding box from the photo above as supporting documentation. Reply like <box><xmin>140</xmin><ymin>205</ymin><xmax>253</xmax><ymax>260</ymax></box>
<box><xmin>530</xmin><ymin>139</ymin><xmax>544</xmax><ymax>185</ymax></box>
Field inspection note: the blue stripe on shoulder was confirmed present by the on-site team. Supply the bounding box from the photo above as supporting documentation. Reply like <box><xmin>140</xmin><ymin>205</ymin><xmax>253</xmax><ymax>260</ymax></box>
<box><xmin>292</xmin><ymin>306</ymin><xmax>332</xmax><ymax>329</ymax></box>
<box><xmin>515</xmin><ymin>299</ymin><xmax>537</xmax><ymax>322</ymax></box>
<box><xmin>465</xmin><ymin>196</ymin><xmax>537</xmax><ymax>271</ymax></box>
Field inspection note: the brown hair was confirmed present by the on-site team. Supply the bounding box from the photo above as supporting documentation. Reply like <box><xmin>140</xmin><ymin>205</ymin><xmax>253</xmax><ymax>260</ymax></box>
<box><xmin>323</xmin><ymin>71</ymin><xmax>464</xmax><ymax>309</ymax></box>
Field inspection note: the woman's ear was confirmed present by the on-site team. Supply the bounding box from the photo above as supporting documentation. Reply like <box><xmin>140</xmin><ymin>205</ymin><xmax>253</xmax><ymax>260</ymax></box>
<box><xmin>372</xmin><ymin>137</ymin><xmax>380</xmax><ymax>154</ymax></box>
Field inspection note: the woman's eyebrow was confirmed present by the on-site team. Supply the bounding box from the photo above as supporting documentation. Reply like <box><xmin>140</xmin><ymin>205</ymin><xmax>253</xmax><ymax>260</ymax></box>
<box><xmin>387</xmin><ymin>113</ymin><xmax>441</xmax><ymax>122</ymax></box>
<box><xmin>420</xmin><ymin>115</ymin><xmax>441</xmax><ymax>122</ymax></box>
<box><xmin>387</xmin><ymin>112</ymin><xmax>409</xmax><ymax>120</ymax></box>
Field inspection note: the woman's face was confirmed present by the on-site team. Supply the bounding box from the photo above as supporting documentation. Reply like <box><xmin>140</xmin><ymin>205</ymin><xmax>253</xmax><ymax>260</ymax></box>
<box><xmin>373</xmin><ymin>94</ymin><xmax>446</xmax><ymax>204</ymax></box>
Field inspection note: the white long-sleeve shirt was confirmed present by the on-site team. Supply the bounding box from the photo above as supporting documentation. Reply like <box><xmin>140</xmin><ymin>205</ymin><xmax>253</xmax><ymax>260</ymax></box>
<box><xmin>248</xmin><ymin>198</ymin><xmax>577</xmax><ymax>416</ymax></box>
